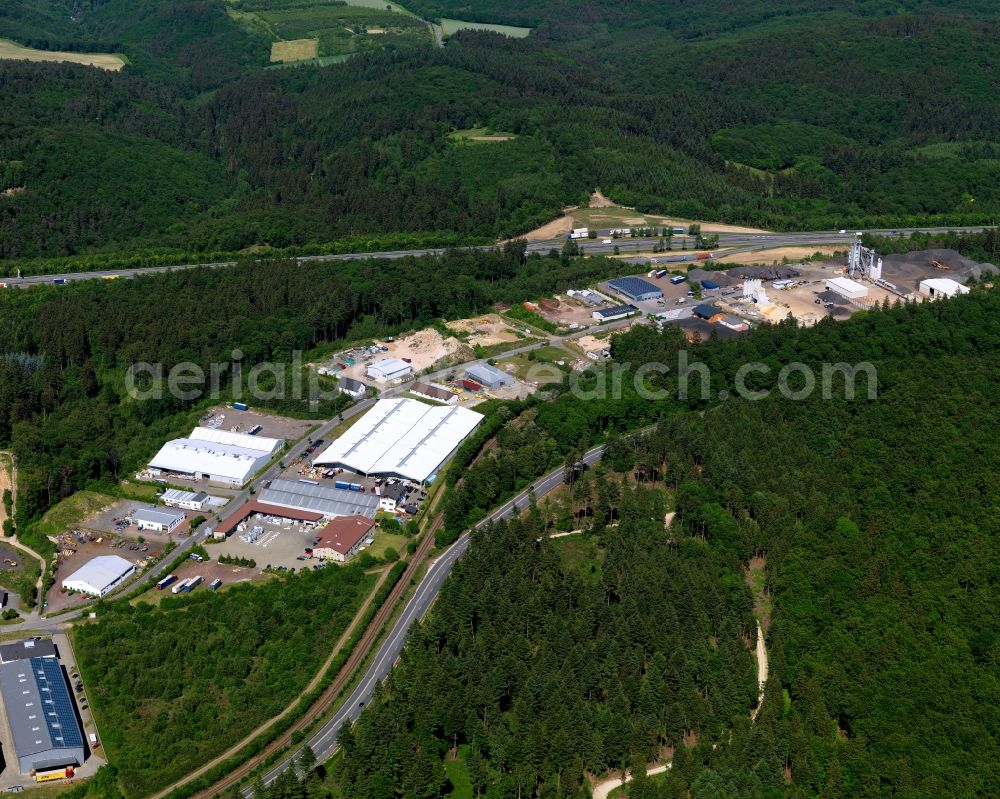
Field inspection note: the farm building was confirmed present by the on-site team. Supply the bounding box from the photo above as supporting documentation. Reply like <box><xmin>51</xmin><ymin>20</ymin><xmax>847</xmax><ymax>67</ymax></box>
<box><xmin>0</xmin><ymin>657</ymin><xmax>85</xmax><ymax>774</ymax></box>
<box><xmin>258</xmin><ymin>479</ymin><xmax>379</xmax><ymax>518</ymax></box>
<box><xmin>161</xmin><ymin>489</ymin><xmax>209</xmax><ymax>511</ymax></box>
<box><xmin>215</xmin><ymin>500</ymin><xmax>325</xmax><ymax>536</ymax></box>
<box><xmin>410</xmin><ymin>382</ymin><xmax>457</xmax><ymax>404</ymax></box>
<box><xmin>0</xmin><ymin>639</ymin><xmax>57</xmax><ymax>664</ymax></box>
<box><xmin>464</xmin><ymin>363</ymin><xmax>514</xmax><ymax>390</ymax></box>
<box><xmin>314</xmin><ymin>398</ymin><xmax>484</xmax><ymax>483</ymax></box>
<box><xmin>825</xmin><ymin>276</ymin><xmax>868</xmax><ymax>299</ymax></box>
<box><xmin>337</xmin><ymin>377</ymin><xmax>368</xmax><ymax>399</ymax></box>
<box><xmin>607</xmin><ymin>277</ymin><xmax>663</xmax><ymax>302</ymax></box>
<box><xmin>148</xmin><ymin>427</ymin><xmax>283</xmax><ymax>487</ymax></box>
<box><xmin>134</xmin><ymin>507</ymin><xmax>186</xmax><ymax>533</ymax></box>
<box><xmin>693</xmin><ymin>304</ymin><xmax>724</xmax><ymax>322</ymax></box>
<box><xmin>919</xmin><ymin>278</ymin><xmax>969</xmax><ymax>298</ymax></box>
<box><xmin>62</xmin><ymin>555</ymin><xmax>136</xmax><ymax>597</ymax></box>
<box><xmin>366</xmin><ymin>358</ymin><xmax>412</xmax><ymax>382</ymax></box>
<box><xmin>313</xmin><ymin>516</ymin><xmax>376</xmax><ymax>562</ymax></box>
<box><xmin>592</xmin><ymin>304</ymin><xmax>639</xmax><ymax>322</ymax></box>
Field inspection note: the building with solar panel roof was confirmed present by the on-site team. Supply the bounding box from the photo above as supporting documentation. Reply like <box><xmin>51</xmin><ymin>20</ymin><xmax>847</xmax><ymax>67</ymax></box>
<box><xmin>0</xmin><ymin>656</ymin><xmax>85</xmax><ymax>773</ymax></box>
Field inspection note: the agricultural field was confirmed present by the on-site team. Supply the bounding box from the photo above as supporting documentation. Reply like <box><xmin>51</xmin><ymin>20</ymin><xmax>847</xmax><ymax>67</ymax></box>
<box><xmin>0</xmin><ymin>38</ymin><xmax>126</xmax><ymax>70</ymax></box>
<box><xmin>231</xmin><ymin>0</ymin><xmax>430</xmax><ymax>63</ymax></box>
<box><xmin>439</xmin><ymin>18</ymin><xmax>530</xmax><ymax>37</ymax></box>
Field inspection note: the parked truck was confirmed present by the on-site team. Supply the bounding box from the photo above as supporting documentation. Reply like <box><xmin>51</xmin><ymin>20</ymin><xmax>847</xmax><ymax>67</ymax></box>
<box><xmin>156</xmin><ymin>574</ymin><xmax>178</xmax><ymax>591</ymax></box>
<box><xmin>171</xmin><ymin>578</ymin><xmax>191</xmax><ymax>594</ymax></box>
<box><xmin>52</xmin><ymin>278</ymin><xmax>67</xmax><ymax>285</ymax></box>
<box><xmin>569</xmin><ymin>227</ymin><xmax>589</xmax><ymax>239</ymax></box>
<box><xmin>184</xmin><ymin>576</ymin><xmax>203</xmax><ymax>592</ymax></box>
<box><xmin>670</xmin><ymin>274</ymin><xmax>686</xmax><ymax>285</ymax></box>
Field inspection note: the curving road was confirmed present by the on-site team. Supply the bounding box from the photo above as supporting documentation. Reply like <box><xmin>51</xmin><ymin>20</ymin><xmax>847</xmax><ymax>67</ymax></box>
<box><xmin>2</xmin><ymin>226</ymin><xmax>991</xmax><ymax>287</ymax></box>
<box><xmin>248</xmin><ymin>443</ymin><xmax>608</xmax><ymax>793</ymax></box>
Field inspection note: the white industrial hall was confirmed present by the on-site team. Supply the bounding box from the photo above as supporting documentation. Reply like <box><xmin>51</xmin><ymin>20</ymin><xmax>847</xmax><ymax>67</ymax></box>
<box><xmin>314</xmin><ymin>398</ymin><xmax>483</xmax><ymax>483</ymax></box>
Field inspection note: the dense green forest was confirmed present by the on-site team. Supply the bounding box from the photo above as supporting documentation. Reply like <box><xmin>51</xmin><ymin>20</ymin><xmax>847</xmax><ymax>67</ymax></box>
<box><xmin>337</xmin><ymin>485</ymin><xmax>759</xmax><ymax>799</ymax></box>
<box><xmin>73</xmin><ymin>564</ymin><xmax>375</xmax><ymax>797</ymax></box>
<box><xmin>0</xmin><ymin>247</ymin><xmax>623</xmax><ymax>546</ymax></box>
<box><xmin>330</xmin><ymin>285</ymin><xmax>1000</xmax><ymax>797</ymax></box>
<box><xmin>2</xmin><ymin>0</ymin><xmax>1000</xmax><ymax>262</ymax></box>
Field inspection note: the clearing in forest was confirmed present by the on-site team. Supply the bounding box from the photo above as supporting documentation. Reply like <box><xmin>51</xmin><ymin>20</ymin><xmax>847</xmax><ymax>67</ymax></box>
<box><xmin>270</xmin><ymin>37</ymin><xmax>319</xmax><ymax>62</ymax></box>
<box><xmin>440</xmin><ymin>18</ymin><xmax>531</xmax><ymax>38</ymax></box>
<box><xmin>0</xmin><ymin>38</ymin><xmax>125</xmax><ymax>71</ymax></box>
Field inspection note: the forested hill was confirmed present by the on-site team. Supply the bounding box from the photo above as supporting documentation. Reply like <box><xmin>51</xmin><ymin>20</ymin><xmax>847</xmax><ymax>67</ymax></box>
<box><xmin>2</xmin><ymin>0</ymin><xmax>1000</xmax><ymax>262</ymax></box>
<box><xmin>334</xmin><ymin>285</ymin><xmax>1000</xmax><ymax>798</ymax></box>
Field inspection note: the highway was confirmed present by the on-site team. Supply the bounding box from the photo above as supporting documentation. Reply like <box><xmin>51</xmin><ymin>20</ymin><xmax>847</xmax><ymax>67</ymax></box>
<box><xmin>2</xmin><ymin>225</ymin><xmax>991</xmax><ymax>287</ymax></box>
<box><xmin>250</xmin><ymin>443</ymin><xmax>608</xmax><ymax>793</ymax></box>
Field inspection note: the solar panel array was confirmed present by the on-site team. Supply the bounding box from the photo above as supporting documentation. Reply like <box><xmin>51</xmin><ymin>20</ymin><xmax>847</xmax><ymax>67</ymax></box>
<box><xmin>33</xmin><ymin>657</ymin><xmax>84</xmax><ymax>749</ymax></box>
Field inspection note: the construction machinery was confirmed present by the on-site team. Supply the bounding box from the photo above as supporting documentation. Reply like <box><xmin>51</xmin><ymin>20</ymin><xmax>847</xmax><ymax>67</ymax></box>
<box><xmin>931</xmin><ymin>259</ymin><xmax>950</xmax><ymax>270</ymax></box>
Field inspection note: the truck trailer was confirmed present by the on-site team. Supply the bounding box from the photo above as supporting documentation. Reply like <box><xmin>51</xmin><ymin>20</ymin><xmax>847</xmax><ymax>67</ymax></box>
<box><xmin>156</xmin><ymin>574</ymin><xmax>178</xmax><ymax>591</ymax></box>
<box><xmin>184</xmin><ymin>575</ymin><xmax>203</xmax><ymax>592</ymax></box>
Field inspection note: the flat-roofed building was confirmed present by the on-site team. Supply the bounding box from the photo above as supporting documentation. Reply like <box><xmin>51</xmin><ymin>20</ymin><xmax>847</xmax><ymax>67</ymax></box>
<box><xmin>410</xmin><ymin>382</ymin><xmax>457</xmax><ymax>404</ymax></box>
<box><xmin>134</xmin><ymin>507</ymin><xmax>186</xmax><ymax>533</ymax></box>
<box><xmin>148</xmin><ymin>427</ymin><xmax>283</xmax><ymax>487</ymax></box>
<box><xmin>0</xmin><ymin>657</ymin><xmax>85</xmax><ymax>774</ymax></box>
<box><xmin>366</xmin><ymin>358</ymin><xmax>412</xmax><ymax>382</ymax></box>
<box><xmin>825</xmin><ymin>276</ymin><xmax>868</xmax><ymax>299</ymax></box>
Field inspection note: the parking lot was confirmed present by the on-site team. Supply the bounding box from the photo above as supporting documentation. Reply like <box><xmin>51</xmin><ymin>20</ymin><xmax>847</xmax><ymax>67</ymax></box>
<box><xmin>198</xmin><ymin>406</ymin><xmax>316</xmax><ymax>442</ymax></box>
<box><xmin>213</xmin><ymin>516</ymin><xmax>324</xmax><ymax>571</ymax></box>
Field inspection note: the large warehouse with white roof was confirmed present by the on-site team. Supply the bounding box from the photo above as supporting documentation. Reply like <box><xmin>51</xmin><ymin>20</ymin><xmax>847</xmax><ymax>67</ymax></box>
<box><xmin>314</xmin><ymin>398</ymin><xmax>483</xmax><ymax>483</ymax></box>
<box><xmin>148</xmin><ymin>427</ymin><xmax>283</xmax><ymax>486</ymax></box>
<box><xmin>62</xmin><ymin>555</ymin><xmax>136</xmax><ymax>597</ymax></box>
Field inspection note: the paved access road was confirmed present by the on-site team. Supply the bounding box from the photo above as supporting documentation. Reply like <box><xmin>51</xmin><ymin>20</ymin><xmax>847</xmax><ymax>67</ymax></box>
<box><xmin>250</xmin><ymin>443</ymin><xmax>607</xmax><ymax>793</ymax></box>
<box><xmin>3</xmin><ymin>226</ymin><xmax>991</xmax><ymax>287</ymax></box>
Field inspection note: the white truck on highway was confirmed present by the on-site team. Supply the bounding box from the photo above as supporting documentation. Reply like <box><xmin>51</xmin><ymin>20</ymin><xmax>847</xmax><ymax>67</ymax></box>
<box><xmin>569</xmin><ymin>227</ymin><xmax>589</xmax><ymax>239</ymax></box>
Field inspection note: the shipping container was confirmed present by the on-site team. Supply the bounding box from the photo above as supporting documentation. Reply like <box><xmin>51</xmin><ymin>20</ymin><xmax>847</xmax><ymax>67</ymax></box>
<box><xmin>670</xmin><ymin>274</ymin><xmax>686</xmax><ymax>284</ymax></box>
<box><xmin>334</xmin><ymin>481</ymin><xmax>351</xmax><ymax>490</ymax></box>
<box><xmin>156</xmin><ymin>574</ymin><xmax>178</xmax><ymax>591</ymax></box>
<box><xmin>459</xmin><ymin>379</ymin><xmax>482</xmax><ymax>391</ymax></box>
<box><xmin>184</xmin><ymin>576</ymin><xmax>203</xmax><ymax>592</ymax></box>
<box><xmin>350</xmin><ymin>483</ymin><xmax>363</xmax><ymax>492</ymax></box>
<box><xmin>209</xmin><ymin>578</ymin><xmax>223</xmax><ymax>591</ymax></box>
<box><xmin>35</xmin><ymin>767</ymin><xmax>73</xmax><ymax>783</ymax></box>
<box><xmin>232</xmin><ymin>402</ymin><xmax>249</xmax><ymax>411</ymax></box>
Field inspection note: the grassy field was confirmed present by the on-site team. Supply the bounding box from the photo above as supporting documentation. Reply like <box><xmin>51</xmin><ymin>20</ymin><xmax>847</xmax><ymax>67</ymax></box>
<box><xmin>26</xmin><ymin>490</ymin><xmax>117</xmax><ymax>540</ymax></box>
<box><xmin>236</xmin><ymin>0</ymin><xmax>429</xmax><ymax>62</ymax></box>
<box><xmin>270</xmin><ymin>37</ymin><xmax>319</xmax><ymax>62</ymax></box>
<box><xmin>449</xmin><ymin>127</ymin><xmax>518</xmax><ymax>143</ymax></box>
<box><xmin>364</xmin><ymin>531</ymin><xmax>407</xmax><ymax>561</ymax></box>
<box><xmin>0</xmin><ymin>38</ymin><xmax>126</xmax><ymax>70</ymax></box>
<box><xmin>496</xmin><ymin>346</ymin><xmax>571</xmax><ymax>383</ymax></box>
<box><xmin>445</xmin><ymin>745</ymin><xmax>474</xmax><ymax>799</ymax></box>
<box><xmin>440</xmin><ymin>19</ymin><xmax>531</xmax><ymax>38</ymax></box>
<box><xmin>549</xmin><ymin>534</ymin><xmax>603</xmax><ymax>584</ymax></box>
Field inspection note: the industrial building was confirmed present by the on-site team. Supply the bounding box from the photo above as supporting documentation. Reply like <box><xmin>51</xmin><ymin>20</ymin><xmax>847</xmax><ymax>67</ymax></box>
<box><xmin>366</xmin><ymin>358</ymin><xmax>412</xmax><ymax>382</ymax></box>
<box><xmin>62</xmin><ymin>555</ymin><xmax>136</xmax><ymax>597</ymax></box>
<box><xmin>0</xmin><ymin>657</ymin><xmax>85</xmax><ymax>774</ymax></box>
<box><xmin>567</xmin><ymin>288</ymin><xmax>606</xmax><ymax>306</ymax></box>
<box><xmin>919</xmin><ymin>278</ymin><xmax>969</xmax><ymax>299</ymax></box>
<box><xmin>313</xmin><ymin>516</ymin><xmax>376</xmax><ymax>562</ymax></box>
<box><xmin>825</xmin><ymin>276</ymin><xmax>868</xmax><ymax>299</ymax></box>
<box><xmin>607</xmin><ymin>276</ymin><xmax>663</xmax><ymax>302</ymax></box>
<box><xmin>337</xmin><ymin>377</ymin><xmax>368</xmax><ymax>399</ymax></box>
<box><xmin>693</xmin><ymin>304</ymin><xmax>724</xmax><ymax>322</ymax></box>
<box><xmin>410</xmin><ymin>382</ymin><xmax>457</xmax><ymax>404</ymax></box>
<box><xmin>464</xmin><ymin>363</ymin><xmax>514</xmax><ymax>390</ymax></box>
<box><xmin>592</xmin><ymin>304</ymin><xmax>638</xmax><ymax>322</ymax></box>
<box><xmin>134</xmin><ymin>507</ymin><xmax>186</xmax><ymax>533</ymax></box>
<box><xmin>314</xmin><ymin>398</ymin><xmax>484</xmax><ymax>483</ymax></box>
<box><xmin>259</xmin><ymin>478</ymin><xmax>379</xmax><ymax>518</ymax></box>
<box><xmin>148</xmin><ymin>427</ymin><xmax>283</xmax><ymax>487</ymax></box>
<box><xmin>0</xmin><ymin>639</ymin><xmax>57</xmax><ymax>664</ymax></box>
<box><xmin>719</xmin><ymin>315</ymin><xmax>750</xmax><ymax>332</ymax></box>
<box><xmin>161</xmin><ymin>489</ymin><xmax>209</xmax><ymax>511</ymax></box>
<box><xmin>215</xmin><ymin>501</ymin><xmax>325</xmax><ymax>536</ymax></box>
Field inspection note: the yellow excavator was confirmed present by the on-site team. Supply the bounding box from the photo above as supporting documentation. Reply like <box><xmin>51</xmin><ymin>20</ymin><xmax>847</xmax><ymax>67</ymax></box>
<box><xmin>931</xmin><ymin>259</ymin><xmax>950</xmax><ymax>270</ymax></box>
